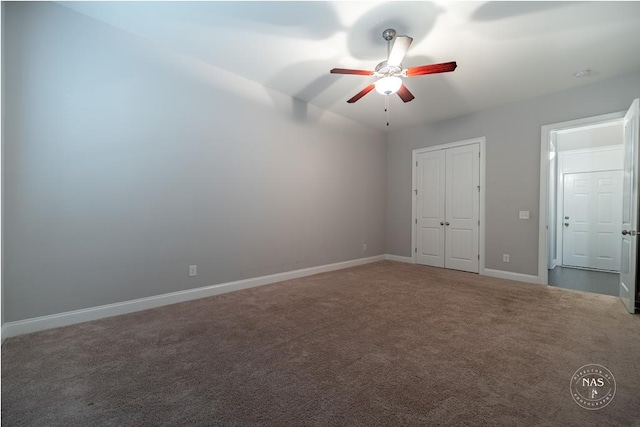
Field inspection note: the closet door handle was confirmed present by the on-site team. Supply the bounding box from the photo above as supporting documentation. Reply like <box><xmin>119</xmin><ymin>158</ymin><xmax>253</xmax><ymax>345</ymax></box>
<box><xmin>445</xmin><ymin>222</ymin><xmax>450</xmax><ymax>226</ymax></box>
<box><xmin>440</xmin><ymin>222</ymin><xmax>444</xmax><ymax>226</ymax></box>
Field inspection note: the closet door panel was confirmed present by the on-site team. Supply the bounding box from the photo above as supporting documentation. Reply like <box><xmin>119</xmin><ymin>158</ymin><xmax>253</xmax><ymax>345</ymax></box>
<box><xmin>416</xmin><ymin>150</ymin><xmax>445</xmax><ymax>267</ymax></box>
<box><xmin>445</xmin><ymin>144</ymin><xmax>480</xmax><ymax>273</ymax></box>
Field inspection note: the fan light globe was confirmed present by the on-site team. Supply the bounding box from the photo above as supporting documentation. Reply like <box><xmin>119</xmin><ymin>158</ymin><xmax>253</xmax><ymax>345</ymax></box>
<box><xmin>375</xmin><ymin>76</ymin><xmax>402</xmax><ymax>95</ymax></box>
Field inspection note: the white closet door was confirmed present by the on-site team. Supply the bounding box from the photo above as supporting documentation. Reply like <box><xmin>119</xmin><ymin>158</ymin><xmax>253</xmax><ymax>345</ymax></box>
<box><xmin>620</xmin><ymin>98</ymin><xmax>639</xmax><ymax>313</ymax></box>
<box><xmin>562</xmin><ymin>170</ymin><xmax>622</xmax><ymax>271</ymax></box>
<box><xmin>416</xmin><ymin>150</ymin><xmax>445</xmax><ymax>267</ymax></box>
<box><xmin>445</xmin><ymin>144</ymin><xmax>480</xmax><ymax>273</ymax></box>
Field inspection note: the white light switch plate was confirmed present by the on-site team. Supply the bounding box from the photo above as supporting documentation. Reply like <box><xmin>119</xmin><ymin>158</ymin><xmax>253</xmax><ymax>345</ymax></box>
<box><xmin>519</xmin><ymin>211</ymin><xmax>530</xmax><ymax>219</ymax></box>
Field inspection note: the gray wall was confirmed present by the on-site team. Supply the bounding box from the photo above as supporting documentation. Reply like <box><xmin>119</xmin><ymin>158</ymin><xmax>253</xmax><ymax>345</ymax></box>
<box><xmin>3</xmin><ymin>2</ymin><xmax>386</xmax><ymax>321</ymax></box>
<box><xmin>387</xmin><ymin>72</ymin><xmax>640</xmax><ymax>276</ymax></box>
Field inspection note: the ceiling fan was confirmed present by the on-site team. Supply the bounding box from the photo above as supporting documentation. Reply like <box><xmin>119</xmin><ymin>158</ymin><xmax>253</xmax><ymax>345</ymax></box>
<box><xmin>330</xmin><ymin>28</ymin><xmax>457</xmax><ymax>104</ymax></box>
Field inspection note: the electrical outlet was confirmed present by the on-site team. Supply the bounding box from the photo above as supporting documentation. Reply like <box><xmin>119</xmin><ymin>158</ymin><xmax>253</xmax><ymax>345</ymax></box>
<box><xmin>519</xmin><ymin>210</ymin><xmax>530</xmax><ymax>219</ymax></box>
<box><xmin>189</xmin><ymin>265</ymin><xmax>197</xmax><ymax>277</ymax></box>
<box><xmin>363</xmin><ymin>243</ymin><xmax>368</xmax><ymax>251</ymax></box>
<box><xmin>503</xmin><ymin>254</ymin><xmax>510</xmax><ymax>263</ymax></box>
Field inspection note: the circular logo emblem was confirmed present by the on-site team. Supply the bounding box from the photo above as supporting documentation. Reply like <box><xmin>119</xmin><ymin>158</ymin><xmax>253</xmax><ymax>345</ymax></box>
<box><xmin>570</xmin><ymin>364</ymin><xmax>616</xmax><ymax>410</ymax></box>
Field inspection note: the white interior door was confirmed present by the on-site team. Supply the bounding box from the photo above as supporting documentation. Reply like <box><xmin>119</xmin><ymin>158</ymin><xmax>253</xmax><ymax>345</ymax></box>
<box><xmin>445</xmin><ymin>144</ymin><xmax>480</xmax><ymax>273</ymax></box>
<box><xmin>562</xmin><ymin>170</ymin><xmax>623</xmax><ymax>271</ymax></box>
<box><xmin>620</xmin><ymin>99</ymin><xmax>639</xmax><ymax>313</ymax></box>
<box><xmin>416</xmin><ymin>150</ymin><xmax>445</xmax><ymax>267</ymax></box>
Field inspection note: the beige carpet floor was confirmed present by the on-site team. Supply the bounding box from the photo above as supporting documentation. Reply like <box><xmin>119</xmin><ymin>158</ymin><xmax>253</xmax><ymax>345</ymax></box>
<box><xmin>2</xmin><ymin>261</ymin><xmax>640</xmax><ymax>426</ymax></box>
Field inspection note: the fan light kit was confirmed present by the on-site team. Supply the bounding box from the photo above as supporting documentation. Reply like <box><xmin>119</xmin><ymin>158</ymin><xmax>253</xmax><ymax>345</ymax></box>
<box><xmin>330</xmin><ymin>28</ymin><xmax>458</xmax><ymax>126</ymax></box>
<box><xmin>375</xmin><ymin>76</ymin><xmax>402</xmax><ymax>95</ymax></box>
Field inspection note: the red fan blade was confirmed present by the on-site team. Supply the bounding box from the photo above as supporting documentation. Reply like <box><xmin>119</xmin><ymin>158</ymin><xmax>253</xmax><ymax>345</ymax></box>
<box><xmin>397</xmin><ymin>84</ymin><xmax>415</xmax><ymax>103</ymax></box>
<box><xmin>347</xmin><ymin>84</ymin><xmax>375</xmax><ymax>103</ymax></box>
<box><xmin>330</xmin><ymin>68</ymin><xmax>374</xmax><ymax>76</ymax></box>
<box><xmin>406</xmin><ymin>61</ymin><xmax>457</xmax><ymax>77</ymax></box>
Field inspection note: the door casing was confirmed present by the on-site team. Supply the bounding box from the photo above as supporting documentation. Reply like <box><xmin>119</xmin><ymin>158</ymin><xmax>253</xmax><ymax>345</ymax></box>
<box><xmin>411</xmin><ymin>137</ymin><xmax>486</xmax><ymax>274</ymax></box>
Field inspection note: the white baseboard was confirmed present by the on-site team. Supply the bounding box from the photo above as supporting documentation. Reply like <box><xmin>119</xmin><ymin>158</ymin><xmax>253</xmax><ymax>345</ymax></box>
<box><xmin>2</xmin><ymin>255</ymin><xmax>385</xmax><ymax>339</ymax></box>
<box><xmin>483</xmin><ymin>268</ymin><xmax>541</xmax><ymax>285</ymax></box>
<box><xmin>384</xmin><ymin>254</ymin><xmax>414</xmax><ymax>264</ymax></box>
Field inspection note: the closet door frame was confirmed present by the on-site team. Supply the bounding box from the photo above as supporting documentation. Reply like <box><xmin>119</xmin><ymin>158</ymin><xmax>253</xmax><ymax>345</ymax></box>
<box><xmin>411</xmin><ymin>136</ymin><xmax>486</xmax><ymax>275</ymax></box>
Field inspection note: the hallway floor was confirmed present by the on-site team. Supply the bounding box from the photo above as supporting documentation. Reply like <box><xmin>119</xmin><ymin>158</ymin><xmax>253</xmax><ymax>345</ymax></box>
<box><xmin>548</xmin><ymin>266</ymin><xmax>619</xmax><ymax>296</ymax></box>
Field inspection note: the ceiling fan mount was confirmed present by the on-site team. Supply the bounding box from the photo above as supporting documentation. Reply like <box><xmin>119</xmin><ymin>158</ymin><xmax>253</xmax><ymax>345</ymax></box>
<box><xmin>376</xmin><ymin>28</ymin><xmax>402</xmax><ymax>77</ymax></box>
<box><xmin>382</xmin><ymin>28</ymin><xmax>396</xmax><ymax>42</ymax></box>
<box><xmin>330</xmin><ymin>27</ymin><xmax>457</xmax><ymax>104</ymax></box>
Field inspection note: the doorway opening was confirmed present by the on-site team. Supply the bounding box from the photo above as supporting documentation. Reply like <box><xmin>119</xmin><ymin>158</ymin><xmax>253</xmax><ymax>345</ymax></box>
<box><xmin>539</xmin><ymin>113</ymin><xmax>625</xmax><ymax>296</ymax></box>
<box><xmin>551</xmin><ymin>121</ymin><xmax>624</xmax><ymax>295</ymax></box>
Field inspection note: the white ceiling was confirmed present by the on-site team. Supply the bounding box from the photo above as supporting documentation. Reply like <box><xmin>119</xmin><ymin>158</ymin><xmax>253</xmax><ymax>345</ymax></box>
<box><xmin>58</xmin><ymin>1</ymin><xmax>640</xmax><ymax>132</ymax></box>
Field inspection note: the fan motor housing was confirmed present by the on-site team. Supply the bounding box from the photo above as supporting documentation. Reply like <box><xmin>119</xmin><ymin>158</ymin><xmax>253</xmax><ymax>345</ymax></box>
<box><xmin>375</xmin><ymin>61</ymin><xmax>402</xmax><ymax>77</ymax></box>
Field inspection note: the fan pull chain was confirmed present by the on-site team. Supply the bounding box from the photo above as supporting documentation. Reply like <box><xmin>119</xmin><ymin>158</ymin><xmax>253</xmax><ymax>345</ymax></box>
<box><xmin>385</xmin><ymin>95</ymin><xmax>390</xmax><ymax>127</ymax></box>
